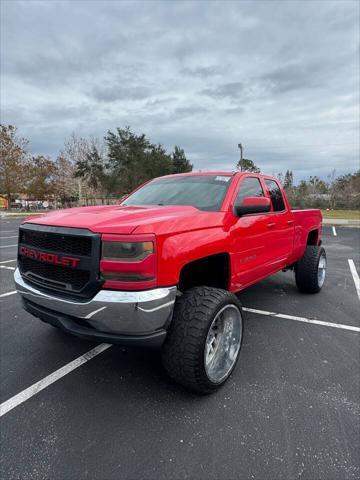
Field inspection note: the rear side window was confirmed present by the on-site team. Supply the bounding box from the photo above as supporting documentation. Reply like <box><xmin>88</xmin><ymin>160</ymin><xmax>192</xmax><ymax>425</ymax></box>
<box><xmin>265</xmin><ymin>179</ymin><xmax>286</xmax><ymax>211</ymax></box>
<box><xmin>235</xmin><ymin>177</ymin><xmax>264</xmax><ymax>205</ymax></box>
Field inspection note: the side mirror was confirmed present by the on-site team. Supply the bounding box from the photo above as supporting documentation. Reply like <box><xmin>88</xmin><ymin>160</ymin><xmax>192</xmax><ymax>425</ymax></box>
<box><xmin>234</xmin><ymin>196</ymin><xmax>271</xmax><ymax>217</ymax></box>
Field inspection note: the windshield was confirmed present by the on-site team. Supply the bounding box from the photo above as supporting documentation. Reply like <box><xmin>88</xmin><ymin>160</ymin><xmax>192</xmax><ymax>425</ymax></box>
<box><xmin>123</xmin><ymin>175</ymin><xmax>233</xmax><ymax>211</ymax></box>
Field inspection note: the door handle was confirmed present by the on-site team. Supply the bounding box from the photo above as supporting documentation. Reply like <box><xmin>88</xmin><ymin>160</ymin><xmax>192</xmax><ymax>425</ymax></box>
<box><xmin>267</xmin><ymin>222</ymin><xmax>276</xmax><ymax>228</ymax></box>
<box><xmin>287</xmin><ymin>220</ymin><xmax>294</xmax><ymax>225</ymax></box>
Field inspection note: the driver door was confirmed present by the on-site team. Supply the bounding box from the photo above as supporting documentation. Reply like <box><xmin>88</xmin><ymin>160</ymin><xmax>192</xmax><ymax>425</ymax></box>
<box><xmin>230</xmin><ymin>176</ymin><xmax>274</xmax><ymax>290</ymax></box>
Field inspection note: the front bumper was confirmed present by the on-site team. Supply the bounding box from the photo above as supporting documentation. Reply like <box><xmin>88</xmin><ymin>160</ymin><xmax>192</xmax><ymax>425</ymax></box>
<box><xmin>14</xmin><ymin>269</ymin><xmax>177</xmax><ymax>347</ymax></box>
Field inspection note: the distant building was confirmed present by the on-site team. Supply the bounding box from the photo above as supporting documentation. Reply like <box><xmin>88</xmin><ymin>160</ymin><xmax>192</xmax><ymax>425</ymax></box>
<box><xmin>0</xmin><ymin>195</ymin><xmax>8</xmax><ymax>210</ymax></box>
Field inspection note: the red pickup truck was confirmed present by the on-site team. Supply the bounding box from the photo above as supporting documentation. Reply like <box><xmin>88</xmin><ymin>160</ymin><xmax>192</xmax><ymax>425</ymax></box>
<box><xmin>15</xmin><ymin>172</ymin><xmax>325</xmax><ymax>393</ymax></box>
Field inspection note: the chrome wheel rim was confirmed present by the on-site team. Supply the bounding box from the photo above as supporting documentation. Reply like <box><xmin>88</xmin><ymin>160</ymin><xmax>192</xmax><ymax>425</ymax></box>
<box><xmin>204</xmin><ymin>304</ymin><xmax>242</xmax><ymax>384</ymax></box>
<box><xmin>318</xmin><ymin>252</ymin><xmax>326</xmax><ymax>288</ymax></box>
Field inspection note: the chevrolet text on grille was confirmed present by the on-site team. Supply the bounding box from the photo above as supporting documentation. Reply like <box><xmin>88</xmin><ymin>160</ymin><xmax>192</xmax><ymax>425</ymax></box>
<box><xmin>19</xmin><ymin>246</ymin><xmax>80</xmax><ymax>268</ymax></box>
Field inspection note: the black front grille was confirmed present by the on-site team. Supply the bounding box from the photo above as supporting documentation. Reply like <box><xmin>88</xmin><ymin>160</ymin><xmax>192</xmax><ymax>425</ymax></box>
<box><xmin>18</xmin><ymin>224</ymin><xmax>102</xmax><ymax>298</ymax></box>
<box><xmin>19</xmin><ymin>229</ymin><xmax>92</xmax><ymax>256</ymax></box>
<box><xmin>19</xmin><ymin>257</ymin><xmax>90</xmax><ymax>292</ymax></box>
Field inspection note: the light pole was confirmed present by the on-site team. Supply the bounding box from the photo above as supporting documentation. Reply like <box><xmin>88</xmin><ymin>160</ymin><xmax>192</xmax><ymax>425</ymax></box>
<box><xmin>238</xmin><ymin>143</ymin><xmax>243</xmax><ymax>171</ymax></box>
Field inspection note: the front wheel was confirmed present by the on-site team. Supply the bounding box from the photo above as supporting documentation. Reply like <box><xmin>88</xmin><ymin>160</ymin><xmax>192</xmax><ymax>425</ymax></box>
<box><xmin>162</xmin><ymin>286</ymin><xmax>244</xmax><ymax>394</ymax></box>
<box><xmin>295</xmin><ymin>245</ymin><xmax>327</xmax><ymax>293</ymax></box>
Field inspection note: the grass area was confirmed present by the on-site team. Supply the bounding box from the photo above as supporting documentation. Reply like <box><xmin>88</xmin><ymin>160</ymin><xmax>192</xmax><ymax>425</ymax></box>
<box><xmin>321</xmin><ymin>209</ymin><xmax>360</xmax><ymax>219</ymax></box>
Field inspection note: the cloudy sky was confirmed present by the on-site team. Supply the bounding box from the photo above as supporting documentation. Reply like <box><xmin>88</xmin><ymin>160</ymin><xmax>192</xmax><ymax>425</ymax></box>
<box><xmin>1</xmin><ymin>0</ymin><xmax>359</xmax><ymax>180</ymax></box>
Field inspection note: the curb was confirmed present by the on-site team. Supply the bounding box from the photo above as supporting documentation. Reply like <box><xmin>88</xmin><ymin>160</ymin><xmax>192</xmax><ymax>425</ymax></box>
<box><xmin>322</xmin><ymin>218</ymin><xmax>360</xmax><ymax>226</ymax></box>
<box><xmin>0</xmin><ymin>212</ymin><xmax>47</xmax><ymax>218</ymax></box>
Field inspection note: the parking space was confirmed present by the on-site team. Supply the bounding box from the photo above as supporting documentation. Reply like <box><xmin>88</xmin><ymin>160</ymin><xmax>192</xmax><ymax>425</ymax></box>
<box><xmin>0</xmin><ymin>219</ymin><xmax>359</xmax><ymax>479</ymax></box>
<box><xmin>0</xmin><ymin>219</ymin><xmax>21</xmax><ymax>297</ymax></box>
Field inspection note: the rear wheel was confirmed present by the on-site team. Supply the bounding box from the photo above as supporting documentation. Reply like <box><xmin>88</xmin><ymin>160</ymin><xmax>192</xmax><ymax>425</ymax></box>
<box><xmin>295</xmin><ymin>245</ymin><xmax>326</xmax><ymax>293</ymax></box>
<box><xmin>162</xmin><ymin>286</ymin><xmax>244</xmax><ymax>394</ymax></box>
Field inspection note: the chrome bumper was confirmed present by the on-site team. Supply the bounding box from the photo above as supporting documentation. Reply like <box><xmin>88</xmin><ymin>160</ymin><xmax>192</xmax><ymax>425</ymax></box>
<box><xmin>14</xmin><ymin>269</ymin><xmax>177</xmax><ymax>338</ymax></box>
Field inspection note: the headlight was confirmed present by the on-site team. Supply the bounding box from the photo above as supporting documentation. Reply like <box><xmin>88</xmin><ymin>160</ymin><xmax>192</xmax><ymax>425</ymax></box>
<box><xmin>102</xmin><ymin>241</ymin><xmax>154</xmax><ymax>261</ymax></box>
<box><xmin>100</xmin><ymin>235</ymin><xmax>157</xmax><ymax>289</ymax></box>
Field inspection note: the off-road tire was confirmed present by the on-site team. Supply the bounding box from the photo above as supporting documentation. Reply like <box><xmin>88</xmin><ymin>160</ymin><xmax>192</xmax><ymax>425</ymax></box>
<box><xmin>295</xmin><ymin>245</ymin><xmax>326</xmax><ymax>293</ymax></box>
<box><xmin>162</xmin><ymin>286</ymin><xmax>244</xmax><ymax>394</ymax></box>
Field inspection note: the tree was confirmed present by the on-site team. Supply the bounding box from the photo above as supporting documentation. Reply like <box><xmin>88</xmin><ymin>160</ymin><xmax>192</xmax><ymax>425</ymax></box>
<box><xmin>106</xmin><ymin>126</ymin><xmax>149</xmax><ymax>193</ymax></box>
<box><xmin>105</xmin><ymin>126</ymin><xmax>175</xmax><ymax>194</ymax></box>
<box><xmin>280</xmin><ymin>169</ymin><xmax>295</xmax><ymax>206</ymax></box>
<box><xmin>53</xmin><ymin>155</ymin><xmax>78</xmax><ymax>206</ymax></box>
<box><xmin>62</xmin><ymin>133</ymin><xmax>89</xmax><ymax>165</ymax></box>
<box><xmin>0</xmin><ymin>125</ymin><xmax>28</xmax><ymax>207</ymax></box>
<box><xmin>297</xmin><ymin>180</ymin><xmax>308</xmax><ymax>196</ymax></box>
<box><xmin>284</xmin><ymin>170</ymin><xmax>293</xmax><ymax>189</ymax></box>
<box><xmin>236</xmin><ymin>158</ymin><xmax>260</xmax><ymax>173</ymax></box>
<box><xmin>329</xmin><ymin>170</ymin><xmax>360</xmax><ymax>209</ymax></box>
<box><xmin>61</xmin><ymin>133</ymin><xmax>92</xmax><ymax>204</ymax></box>
<box><xmin>75</xmin><ymin>144</ymin><xmax>108</xmax><ymax>201</ymax></box>
<box><xmin>75</xmin><ymin>145</ymin><xmax>104</xmax><ymax>190</ymax></box>
<box><xmin>147</xmin><ymin>144</ymin><xmax>174</xmax><ymax>179</ymax></box>
<box><xmin>277</xmin><ymin>172</ymin><xmax>284</xmax><ymax>184</ymax></box>
<box><xmin>25</xmin><ymin>155</ymin><xmax>57</xmax><ymax>200</ymax></box>
<box><xmin>308</xmin><ymin>175</ymin><xmax>328</xmax><ymax>195</ymax></box>
<box><xmin>172</xmin><ymin>145</ymin><xmax>192</xmax><ymax>173</ymax></box>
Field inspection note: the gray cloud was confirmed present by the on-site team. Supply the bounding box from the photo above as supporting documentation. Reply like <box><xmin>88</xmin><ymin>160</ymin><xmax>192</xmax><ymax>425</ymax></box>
<box><xmin>173</xmin><ymin>105</ymin><xmax>210</xmax><ymax>119</ymax></box>
<box><xmin>201</xmin><ymin>82</ymin><xmax>245</xmax><ymax>100</ymax></box>
<box><xmin>260</xmin><ymin>64</ymin><xmax>321</xmax><ymax>94</ymax></box>
<box><xmin>257</xmin><ymin>57</ymin><xmax>349</xmax><ymax>95</ymax></box>
<box><xmin>181</xmin><ymin>65</ymin><xmax>224</xmax><ymax>78</ymax></box>
<box><xmin>1</xmin><ymin>0</ymin><xmax>359</xmax><ymax>181</ymax></box>
<box><xmin>90</xmin><ymin>85</ymin><xmax>150</xmax><ymax>102</ymax></box>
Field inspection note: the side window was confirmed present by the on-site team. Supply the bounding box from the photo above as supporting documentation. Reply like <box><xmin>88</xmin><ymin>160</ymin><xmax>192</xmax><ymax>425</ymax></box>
<box><xmin>265</xmin><ymin>179</ymin><xmax>286</xmax><ymax>211</ymax></box>
<box><xmin>235</xmin><ymin>177</ymin><xmax>264</xmax><ymax>206</ymax></box>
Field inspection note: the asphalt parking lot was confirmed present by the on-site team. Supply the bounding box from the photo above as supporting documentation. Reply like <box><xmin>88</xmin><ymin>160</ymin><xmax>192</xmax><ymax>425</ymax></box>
<box><xmin>0</xmin><ymin>218</ymin><xmax>359</xmax><ymax>480</ymax></box>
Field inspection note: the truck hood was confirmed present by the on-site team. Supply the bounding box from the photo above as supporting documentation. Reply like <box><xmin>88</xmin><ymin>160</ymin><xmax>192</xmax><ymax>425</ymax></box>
<box><xmin>25</xmin><ymin>205</ymin><xmax>226</xmax><ymax>235</ymax></box>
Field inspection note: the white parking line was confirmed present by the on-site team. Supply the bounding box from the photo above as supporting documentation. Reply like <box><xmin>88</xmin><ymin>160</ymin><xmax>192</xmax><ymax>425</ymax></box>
<box><xmin>0</xmin><ymin>266</ymin><xmax>15</xmax><ymax>271</ymax></box>
<box><xmin>0</xmin><ymin>244</ymin><xmax>17</xmax><ymax>249</ymax></box>
<box><xmin>0</xmin><ymin>259</ymin><xmax>16</xmax><ymax>264</ymax></box>
<box><xmin>348</xmin><ymin>259</ymin><xmax>360</xmax><ymax>301</ymax></box>
<box><xmin>243</xmin><ymin>307</ymin><xmax>360</xmax><ymax>332</ymax></box>
<box><xmin>0</xmin><ymin>290</ymin><xmax>17</xmax><ymax>298</ymax></box>
<box><xmin>0</xmin><ymin>302</ymin><xmax>357</xmax><ymax>417</ymax></box>
<box><xmin>0</xmin><ymin>343</ymin><xmax>111</xmax><ymax>417</ymax></box>
<box><xmin>0</xmin><ymin>231</ymin><xmax>16</xmax><ymax>234</ymax></box>
<box><xmin>0</xmin><ymin>236</ymin><xmax>18</xmax><ymax>239</ymax></box>
<box><xmin>332</xmin><ymin>226</ymin><xmax>337</xmax><ymax>236</ymax></box>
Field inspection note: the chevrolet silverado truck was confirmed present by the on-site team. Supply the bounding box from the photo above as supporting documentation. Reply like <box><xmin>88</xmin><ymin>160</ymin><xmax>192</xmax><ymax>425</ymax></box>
<box><xmin>15</xmin><ymin>172</ymin><xmax>325</xmax><ymax>393</ymax></box>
